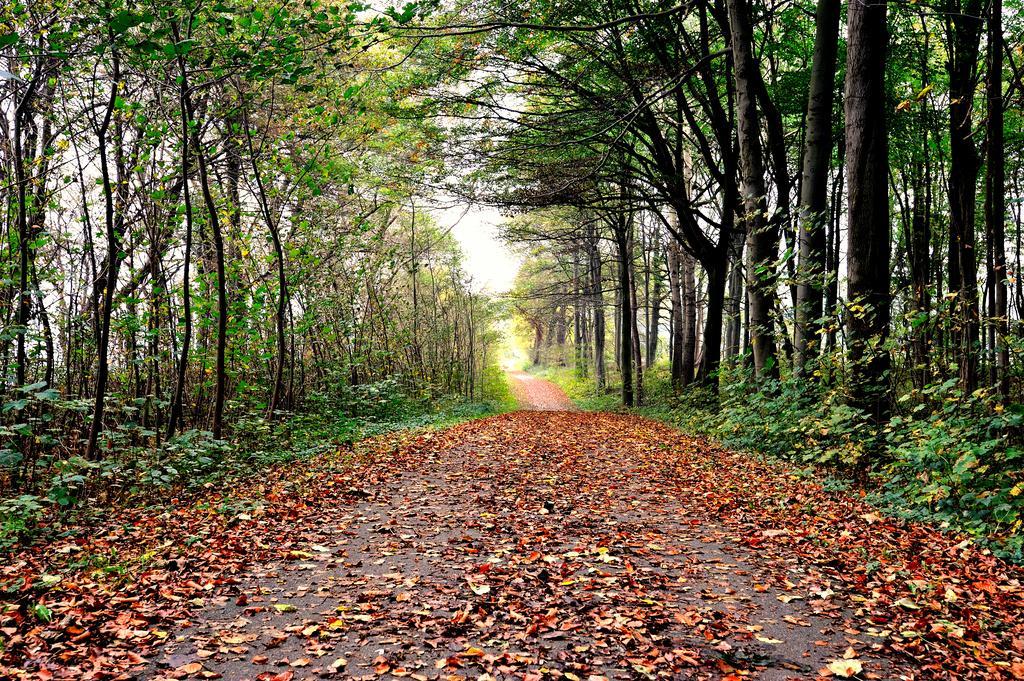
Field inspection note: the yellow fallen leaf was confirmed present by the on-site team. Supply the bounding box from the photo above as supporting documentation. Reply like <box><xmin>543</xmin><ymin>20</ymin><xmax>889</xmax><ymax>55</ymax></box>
<box><xmin>827</xmin><ymin>658</ymin><xmax>863</xmax><ymax>677</ymax></box>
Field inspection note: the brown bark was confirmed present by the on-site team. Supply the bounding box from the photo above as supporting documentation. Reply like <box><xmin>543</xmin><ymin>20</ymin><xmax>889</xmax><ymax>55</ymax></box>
<box><xmin>945</xmin><ymin>0</ymin><xmax>984</xmax><ymax>392</ymax></box>
<box><xmin>727</xmin><ymin>0</ymin><xmax>779</xmax><ymax>379</ymax></box>
<box><xmin>794</xmin><ymin>0</ymin><xmax>840</xmax><ymax>373</ymax></box>
<box><xmin>844</xmin><ymin>0</ymin><xmax>891</xmax><ymax>423</ymax></box>
<box><xmin>986</xmin><ymin>0</ymin><xmax>1009</xmax><ymax>398</ymax></box>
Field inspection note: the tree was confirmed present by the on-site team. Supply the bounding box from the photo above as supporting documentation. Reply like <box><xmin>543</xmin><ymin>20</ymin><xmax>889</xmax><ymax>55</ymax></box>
<box><xmin>727</xmin><ymin>0</ymin><xmax>779</xmax><ymax>380</ymax></box>
<box><xmin>844</xmin><ymin>0</ymin><xmax>892</xmax><ymax>423</ymax></box>
<box><xmin>793</xmin><ymin>0</ymin><xmax>840</xmax><ymax>374</ymax></box>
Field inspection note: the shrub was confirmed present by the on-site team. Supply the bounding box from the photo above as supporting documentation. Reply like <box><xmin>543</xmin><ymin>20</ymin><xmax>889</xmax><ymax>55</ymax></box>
<box><xmin>0</xmin><ymin>494</ymin><xmax>46</xmax><ymax>550</ymax></box>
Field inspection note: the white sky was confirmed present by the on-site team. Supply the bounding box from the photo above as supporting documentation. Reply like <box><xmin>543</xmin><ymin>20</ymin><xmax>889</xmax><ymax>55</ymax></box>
<box><xmin>436</xmin><ymin>202</ymin><xmax>521</xmax><ymax>294</ymax></box>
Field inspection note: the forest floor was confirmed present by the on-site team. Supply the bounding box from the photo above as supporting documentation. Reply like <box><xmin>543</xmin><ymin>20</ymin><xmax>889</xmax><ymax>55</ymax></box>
<box><xmin>3</xmin><ymin>380</ymin><xmax>1024</xmax><ymax>680</ymax></box>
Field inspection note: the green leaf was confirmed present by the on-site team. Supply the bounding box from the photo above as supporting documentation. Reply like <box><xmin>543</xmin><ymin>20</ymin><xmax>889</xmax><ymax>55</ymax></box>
<box><xmin>3</xmin><ymin>399</ymin><xmax>28</xmax><ymax>412</ymax></box>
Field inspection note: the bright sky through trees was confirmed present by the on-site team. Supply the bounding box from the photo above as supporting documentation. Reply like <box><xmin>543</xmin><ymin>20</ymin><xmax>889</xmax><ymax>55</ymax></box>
<box><xmin>441</xmin><ymin>204</ymin><xmax>521</xmax><ymax>292</ymax></box>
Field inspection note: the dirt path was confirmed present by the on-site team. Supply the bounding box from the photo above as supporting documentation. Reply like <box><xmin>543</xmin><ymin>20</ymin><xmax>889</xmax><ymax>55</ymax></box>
<box><xmin>140</xmin><ymin>412</ymin><xmax>1024</xmax><ymax>681</ymax></box>
<box><xmin>507</xmin><ymin>371</ymin><xmax>577</xmax><ymax>411</ymax></box>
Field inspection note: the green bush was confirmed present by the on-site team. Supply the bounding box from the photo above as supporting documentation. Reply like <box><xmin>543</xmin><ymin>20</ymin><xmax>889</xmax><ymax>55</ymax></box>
<box><xmin>0</xmin><ymin>494</ymin><xmax>46</xmax><ymax>550</ymax></box>
<box><xmin>0</xmin><ymin>367</ymin><xmax>515</xmax><ymax>552</ymax></box>
<box><xmin>877</xmin><ymin>381</ymin><xmax>1024</xmax><ymax>561</ymax></box>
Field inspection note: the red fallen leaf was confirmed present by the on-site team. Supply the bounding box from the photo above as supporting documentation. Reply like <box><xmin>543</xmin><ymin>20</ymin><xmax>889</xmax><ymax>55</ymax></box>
<box><xmin>125</xmin><ymin>651</ymin><xmax>147</xmax><ymax>665</ymax></box>
<box><xmin>4</xmin><ymin>411</ymin><xmax>1024</xmax><ymax>681</ymax></box>
<box><xmin>236</xmin><ymin>594</ymin><xmax>248</xmax><ymax>606</ymax></box>
<box><xmin>675</xmin><ymin>610</ymin><xmax>702</xmax><ymax>626</ymax></box>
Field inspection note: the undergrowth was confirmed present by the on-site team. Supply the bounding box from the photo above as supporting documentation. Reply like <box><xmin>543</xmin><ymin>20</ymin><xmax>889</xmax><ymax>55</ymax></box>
<box><xmin>1</xmin><ymin>369</ymin><xmax>515</xmax><ymax>552</ymax></box>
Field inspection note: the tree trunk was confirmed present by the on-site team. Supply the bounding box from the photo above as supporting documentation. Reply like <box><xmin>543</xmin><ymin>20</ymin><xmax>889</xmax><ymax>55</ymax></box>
<box><xmin>986</xmin><ymin>0</ymin><xmax>1009</xmax><ymax>398</ymax></box>
<box><xmin>86</xmin><ymin>43</ymin><xmax>122</xmax><ymax>460</ymax></box>
<box><xmin>532</xmin><ymin>323</ymin><xmax>543</xmax><ymax>365</ymax></box>
<box><xmin>626</xmin><ymin>261</ymin><xmax>643</xmax><ymax>405</ymax></box>
<box><xmin>590</xmin><ymin>232</ymin><xmax>607</xmax><ymax>390</ymax></box>
<box><xmin>168</xmin><ymin>28</ymin><xmax>195</xmax><ymax>440</ymax></box>
<box><xmin>646</xmin><ymin>247</ymin><xmax>663</xmax><ymax>367</ymax></box>
<box><xmin>173</xmin><ymin>23</ymin><xmax>228</xmax><ymax>438</ymax></box>
<box><xmin>242</xmin><ymin>109</ymin><xmax>289</xmax><ymax>417</ymax></box>
<box><xmin>681</xmin><ymin>247</ymin><xmax>697</xmax><ymax>386</ymax></box>
<box><xmin>945</xmin><ymin>0</ymin><xmax>984</xmax><ymax>393</ymax></box>
<box><xmin>614</xmin><ymin>221</ymin><xmax>634</xmax><ymax>407</ymax></box>
<box><xmin>727</xmin><ymin>0</ymin><xmax>779</xmax><ymax>379</ymax></box>
<box><xmin>724</xmin><ymin>228</ymin><xmax>744</xmax><ymax>362</ymax></box>
<box><xmin>908</xmin><ymin>162</ymin><xmax>932</xmax><ymax>388</ymax></box>
<box><xmin>844</xmin><ymin>0</ymin><xmax>891</xmax><ymax>424</ymax></box>
<box><xmin>667</xmin><ymin>240</ymin><xmax>685</xmax><ymax>388</ymax></box>
<box><xmin>794</xmin><ymin>0</ymin><xmax>841</xmax><ymax>374</ymax></box>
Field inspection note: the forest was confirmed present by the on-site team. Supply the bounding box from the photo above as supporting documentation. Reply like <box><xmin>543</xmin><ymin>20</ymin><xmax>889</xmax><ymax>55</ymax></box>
<box><xmin>3</xmin><ymin>0</ymin><xmax>1024</xmax><ymax>679</ymax></box>
<box><xmin>487</xmin><ymin>0</ymin><xmax>1024</xmax><ymax>558</ymax></box>
<box><xmin>1</xmin><ymin>0</ymin><xmax>509</xmax><ymax>513</ymax></box>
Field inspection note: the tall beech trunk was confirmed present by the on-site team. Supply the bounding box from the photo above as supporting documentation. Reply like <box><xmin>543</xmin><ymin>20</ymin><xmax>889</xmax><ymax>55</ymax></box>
<box><xmin>986</xmin><ymin>0</ymin><xmax>1009</xmax><ymax>398</ymax></box>
<box><xmin>794</xmin><ymin>0</ymin><xmax>840</xmax><ymax>374</ymax></box>
<box><xmin>630</xmin><ymin>256</ymin><xmax>644</xmax><ymax>406</ymax></box>
<box><xmin>646</xmin><ymin>246</ymin><xmax>663</xmax><ymax>367</ymax></box>
<box><xmin>242</xmin><ymin>109</ymin><xmax>289</xmax><ymax>416</ymax></box>
<box><xmin>613</xmin><ymin>218</ymin><xmax>634</xmax><ymax>407</ymax></box>
<box><xmin>168</xmin><ymin>25</ymin><xmax>196</xmax><ymax>440</ymax></box>
<box><xmin>844</xmin><ymin>0</ymin><xmax>891</xmax><ymax>423</ymax></box>
<box><xmin>86</xmin><ymin>41</ymin><xmax>122</xmax><ymax>460</ymax></box>
<box><xmin>681</xmin><ymin>248</ymin><xmax>697</xmax><ymax>386</ymax></box>
<box><xmin>945</xmin><ymin>0</ymin><xmax>984</xmax><ymax>392</ymax></box>
<box><xmin>908</xmin><ymin>161</ymin><xmax>932</xmax><ymax>388</ymax></box>
<box><xmin>727</xmin><ymin>0</ymin><xmax>779</xmax><ymax>379</ymax></box>
<box><xmin>590</xmin><ymin>230</ymin><xmax>607</xmax><ymax>390</ymax></box>
<box><xmin>667</xmin><ymin>239</ymin><xmax>685</xmax><ymax>388</ymax></box>
<box><xmin>724</xmin><ymin>227</ymin><xmax>745</xmax><ymax>361</ymax></box>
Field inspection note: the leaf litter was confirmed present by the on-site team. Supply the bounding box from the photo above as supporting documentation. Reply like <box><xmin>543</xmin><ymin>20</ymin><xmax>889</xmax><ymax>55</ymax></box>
<box><xmin>2</xmin><ymin>412</ymin><xmax>1023</xmax><ymax>679</ymax></box>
